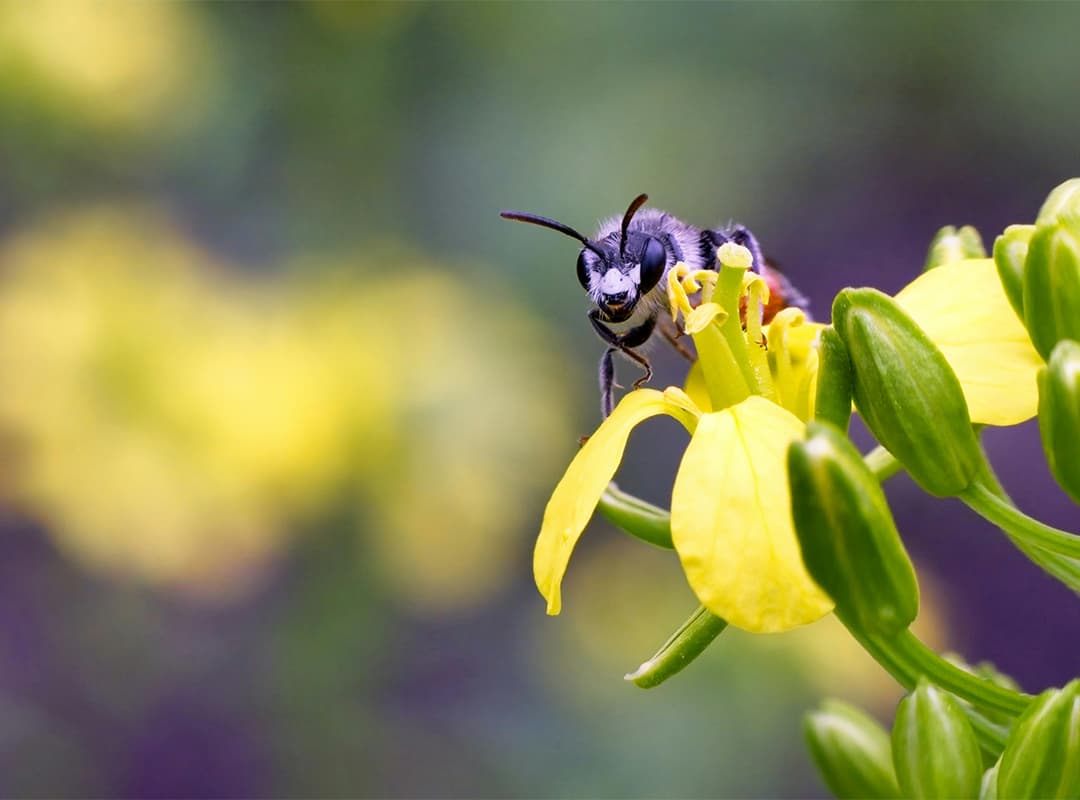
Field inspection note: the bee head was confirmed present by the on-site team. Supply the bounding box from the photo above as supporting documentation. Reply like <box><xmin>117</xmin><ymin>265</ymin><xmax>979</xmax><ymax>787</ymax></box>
<box><xmin>500</xmin><ymin>193</ymin><xmax>668</xmax><ymax>322</ymax></box>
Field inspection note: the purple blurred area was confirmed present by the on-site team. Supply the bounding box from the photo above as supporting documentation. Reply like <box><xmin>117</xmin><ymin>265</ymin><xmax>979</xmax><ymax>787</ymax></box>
<box><xmin>0</xmin><ymin>3</ymin><xmax>1077</xmax><ymax>797</ymax></box>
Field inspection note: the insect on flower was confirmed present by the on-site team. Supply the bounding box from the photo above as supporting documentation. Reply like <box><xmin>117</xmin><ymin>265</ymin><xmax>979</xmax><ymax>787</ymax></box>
<box><xmin>501</xmin><ymin>194</ymin><xmax>810</xmax><ymax>416</ymax></box>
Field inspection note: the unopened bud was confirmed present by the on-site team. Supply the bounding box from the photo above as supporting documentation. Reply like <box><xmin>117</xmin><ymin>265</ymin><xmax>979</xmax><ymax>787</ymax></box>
<box><xmin>788</xmin><ymin>422</ymin><xmax>919</xmax><ymax>636</ymax></box>
<box><xmin>814</xmin><ymin>326</ymin><xmax>853</xmax><ymax>431</ymax></box>
<box><xmin>1023</xmin><ymin>222</ymin><xmax>1080</xmax><ymax>361</ymax></box>
<box><xmin>993</xmin><ymin>224</ymin><xmax>1035</xmax><ymax>319</ymax></box>
<box><xmin>1038</xmin><ymin>340</ymin><xmax>1080</xmax><ymax>504</ymax></box>
<box><xmin>925</xmin><ymin>225</ymin><xmax>986</xmax><ymax>271</ymax></box>
<box><xmin>1036</xmin><ymin>178</ymin><xmax>1080</xmax><ymax>227</ymax></box>
<box><xmin>997</xmin><ymin>680</ymin><xmax>1080</xmax><ymax>799</ymax></box>
<box><xmin>892</xmin><ymin>680</ymin><xmax>983</xmax><ymax>800</ymax></box>
<box><xmin>832</xmin><ymin>288</ymin><xmax>982</xmax><ymax>496</ymax></box>
<box><xmin>805</xmin><ymin>700</ymin><xmax>901</xmax><ymax>800</ymax></box>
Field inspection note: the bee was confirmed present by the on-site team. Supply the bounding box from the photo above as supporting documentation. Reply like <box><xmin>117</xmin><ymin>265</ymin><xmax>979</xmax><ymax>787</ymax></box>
<box><xmin>501</xmin><ymin>194</ymin><xmax>809</xmax><ymax>417</ymax></box>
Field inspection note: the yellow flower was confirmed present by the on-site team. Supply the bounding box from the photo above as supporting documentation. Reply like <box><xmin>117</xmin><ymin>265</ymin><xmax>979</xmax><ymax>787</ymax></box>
<box><xmin>894</xmin><ymin>258</ymin><xmax>1043</xmax><ymax>426</ymax></box>
<box><xmin>535</xmin><ymin>251</ymin><xmax>1041</xmax><ymax>634</ymax></box>
<box><xmin>538</xmin><ymin>249</ymin><xmax>832</xmax><ymax>633</ymax></box>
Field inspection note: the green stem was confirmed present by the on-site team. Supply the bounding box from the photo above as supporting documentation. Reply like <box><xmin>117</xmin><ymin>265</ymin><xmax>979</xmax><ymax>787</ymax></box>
<box><xmin>975</xmin><ymin>457</ymin><xmax>1080</xmax><ymax>592</ymax></box>
<box><xmin>887</xmin><ymin>630</ymin><xmax>1031</xmax><ymax>715</ymax></box>
<box><xmin>597</xmin><ymin>483</ymin><xmax>673</xmax><ymax>550</ymax></box>
<box><xmin>836</xmin><ymin>611</ymin><xmax>1012</xmax><ymax>754</ymax></box>
<box><xmin>961</xmin><ymin>480</ymin><xmax>1080</xmax><ymax>559</ymax></box>
<box><xmin>839</xmin><ymin>611</ymin><xmax>1029</xmax><ymax>716</ymax></box>
<box><xmin>625</xmin><ymin>605</ymin><xmax>728</xmax><ymax>688</ymax></box>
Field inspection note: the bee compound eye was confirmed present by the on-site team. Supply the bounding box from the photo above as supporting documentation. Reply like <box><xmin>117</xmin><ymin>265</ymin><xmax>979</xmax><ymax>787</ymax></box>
<box><xmin>639</xmin><ymin>237</ymin><xmax>667</xmax><ymax>292</ymax></box>
<box><xmin>576</xmin><ymin>250</ymin><xmax>590</xmax><ymax>288</ymax></box>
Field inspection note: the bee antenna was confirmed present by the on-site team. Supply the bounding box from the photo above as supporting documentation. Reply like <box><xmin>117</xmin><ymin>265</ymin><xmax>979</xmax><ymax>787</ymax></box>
<box><xmin>500</xmin><ymin>210</ymin><xmax>607</xmax><ymax>259</ymax></box>
<box><xmin>619</xmin><ymin>193</ymin><xmax>649</xmax><ymax>257</ymax></box>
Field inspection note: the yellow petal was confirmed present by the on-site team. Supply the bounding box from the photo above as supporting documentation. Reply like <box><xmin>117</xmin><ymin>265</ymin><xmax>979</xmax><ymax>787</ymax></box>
<box><xmin>683</xmin><ymin>360</ymin><xmax>712</xmax><ymax>413</ymax></box>
<box><xmin>670</xmin><ymin>396</ymin><xmax>833</xmax><ymax>633</ymax></box>
<box><xmin>895</xmin><ymin>259</ymin><xmax>1043</xmax><ymax>426</ymax></box>
<box><xmin>535</xmin><ymin>389</ymin><xmax>698</xmax><ymax>615</ymax></box>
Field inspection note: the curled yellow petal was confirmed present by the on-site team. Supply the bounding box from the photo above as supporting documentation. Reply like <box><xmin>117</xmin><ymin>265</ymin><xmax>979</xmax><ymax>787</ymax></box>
<box><xmin>535</xmin><ymin>389</ymin><xmax>699</xmax><ymax>615</ymax></box>
<box><xmin>684</xmin><ymin>301</ymin><xmax>727</xmax><ymax>334</ymax></box>
<box><xmin>670</xmin><ymin>396</ymin><xmax>833</xmax><ymax>633</ymax></box>
<box><xmin>895</xmin><ymin>259</ymin><xmax>1043</xmax><ymax>426</ymax></box>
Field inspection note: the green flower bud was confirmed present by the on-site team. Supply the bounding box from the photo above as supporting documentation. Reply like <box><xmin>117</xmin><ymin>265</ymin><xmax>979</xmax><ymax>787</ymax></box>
<box><xmin>805</xmin><ymin>700</ymin><xmax>901</xmax><ymax>800</ymax></box>
<box><xmin>997</xmin><ymin>680</ymin><xmax>1080</xmax><ymax>800</ymax></box>
<box><xmin>1038</xmin><ymin>340</ymin><xmax>1080</xmax><ymax>504</ymax></box>
<box><xmin>925</xmin><ymin>225</ymin><xmax>986</xmax><ymax>272</ymax></box>
<box><xmin>1036</xmin><ymin>178</ymin><xmax>1080</xmax><ymax>227</ymax></box>
<box><xmin>993</xmin><ymin>224</ymin><xmax>1035</xmax><ymax>319</ymax></box>
<box><xmin>814</xmin><ymin>326</ymin><xmax>853</xmax><ymax>431</ymax></box>
<box><xmin>832</xmin><ymin>288</ymin><xmax>983</xmax><ymax>496</ymax></box>
<box><xmin>892</xmin><ymin>680</ymin><xmax>983</xmax><ymax>799</ymax></box>
<box><xmin>1023</xmin><ymin>222</ymin><xmax>1080</xmax><ymax>360</ymax></box>
<box><xmin>788</xmin><ymin>422</ymin><xmax>919</xmax><ymax>636</ymax></box>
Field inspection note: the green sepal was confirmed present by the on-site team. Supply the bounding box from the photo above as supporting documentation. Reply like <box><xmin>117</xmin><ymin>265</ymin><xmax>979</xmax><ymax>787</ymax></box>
<box><xmin>997</xmin><ymin>680</ymin><xmax>1080</xmax><ymax>800</ymax></box>
<box><xmin>924</xmin><ymin>225</ymin><xmax>986</xmax><ymax>271</ymax></box>
<box><xmin>892</xmin><ymin>680</ymin><xmax>983</xmax><ymax>799</ymax></box>
<box><xmin>624</xmin><ymin>605</ymin><xmax>727</xmax><ymax>689</ymax></box>
<box><xmin>1023</xmin><ymin>223</ymin><xmax>1080</xmax><ymax>360</ymax></box>
<box><xmin>788</xmin><ymin>422</ymin><xmax>919</xmax><ymax>636</ymax></box>
<box><xmin>1038</xmin><ymin>340</ymin><xmax>1080</xmax><ymax>504</ymax></box>
<box><xmin>1036</xmin><ymin>178</ymin><xmax>1080</xmax><ymax>227</ymax></box>
<box><xmin>814</xmin><ymin>326</ymin><xmax>853</xmax><ymax>431</ymax></box>
<box><xmin>832</xmin><ymin>288</ymin><xmax>983</xmax><ymax>497</ymax></box>
<box><xmin>993</xmin><ymin>224</ymin><xmax>1035</xmax><ymax>319</ymax></box>
<box><xmin>804</xmin><ymin>700</ymin><xmax>902</xmax><ymax>800</ymax></box>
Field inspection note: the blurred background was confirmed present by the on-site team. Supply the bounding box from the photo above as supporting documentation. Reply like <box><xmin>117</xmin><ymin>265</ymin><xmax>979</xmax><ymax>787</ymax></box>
<box><xmin>0</xmin><ymin>2</ymin><xmax>1077</xmax><ymax>797</ymax></box>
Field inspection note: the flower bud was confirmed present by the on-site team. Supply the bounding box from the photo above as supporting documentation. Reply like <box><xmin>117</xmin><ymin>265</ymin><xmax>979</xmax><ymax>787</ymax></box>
<box><xmin>814</xmin><ymin>326</ymin><xmax>853</xmax><ymax>431</ymax></box>
<box><xmin>996</xmin><ymin>680</ymin><xmax>1080</xmax><ymax>799</ymax></box>
<box><xmin>992</xmin><ymin>224</ymin><xmax>1035</xmax><ymax>319</ymax></box>
<box><xmin>832</xmin><ymin>288</ymin><xmax>982</xmax><ymax>496</ymax></box>
<box><xmin>1038</xmin><ymin>340</ymin><xmax>1080</xmax><ymax>504</ymax></box>
<box><xmin>1023</xmin><ymin>222</ymin><xmax>1080</xmax><ymax>360</ymax></box>
<box><xmin>788</xmin><ymin>422</ymin><xmax>919</xmax><ymax>636</ymax></box>
<box><xmin>805</xmin><ymin>700</ymin><xmax>901</xmax><ymax>800</ymax></box>
<box><xmin>892</xmin><ymin>680</ymin><xmax>983</xmax><ymax>800</ymax></box>
<box><xmin>925</xmin><ymin>225</ymin><xmax>986</xmax><ymax>272</ymax></box>
<box><xmin>1036</xmin><ymin>178</ymin><xmax>1080</xmax><ymax>227</ymax></box>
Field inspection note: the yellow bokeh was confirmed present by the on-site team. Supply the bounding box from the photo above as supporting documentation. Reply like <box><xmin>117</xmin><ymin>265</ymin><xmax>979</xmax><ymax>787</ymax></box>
<box><xmin>0</xmin><ymin>209</ymin><xmax>573</xmax><ymax>608</ymax></box>
<box><xmin>0</xmin><ymin>1</ymin><xmax>213</xmax><ymax>134</ymax></box>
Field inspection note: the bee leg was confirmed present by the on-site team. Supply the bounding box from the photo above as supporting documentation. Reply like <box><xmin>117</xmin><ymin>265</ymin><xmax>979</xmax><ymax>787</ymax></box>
<box><xmin>599</xmin><ymin>347</ymin><xmax>617</xmax><ymax>418</ymax></box>
<box><xmin>657</xmin><ymin>315</ymin><xmax>695</xmax><ymax>362</ymax></box>
<box><xmin>625</xmin><ymin>348</ymin><xmax>653</xmax><ymax>389</ymax></box>
<box><xmin>588</xmin><ymin>310</ymin><xmax>659</xmax><ymax>416</ymax></box>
